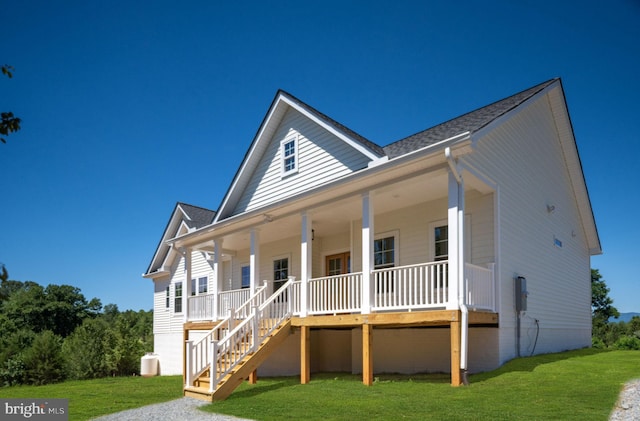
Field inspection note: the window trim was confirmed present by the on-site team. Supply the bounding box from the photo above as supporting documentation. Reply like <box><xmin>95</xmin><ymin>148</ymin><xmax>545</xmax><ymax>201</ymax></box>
<box><xmin>280</xmin><ymin>135</ymin><xmax>299</xmax><ymax>177</ymax></box>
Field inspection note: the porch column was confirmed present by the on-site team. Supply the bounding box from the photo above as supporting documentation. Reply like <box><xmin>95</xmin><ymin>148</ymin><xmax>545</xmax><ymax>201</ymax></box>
<box><xmin>184</xmin><ymin>247</ymin><xmax>192</xmax><ymax>323</ymax></box>
<box><xmin>361</xmin><ymin>192</ymin><xmax>374</xmax><ymax>314</ymax></box>
<box><xmin>447</xmin><ymin>172</ymin><xmax>461</xmax><ymax>310</ymax></box>
<box><xmin>250</xmin><ymin>229</ymin><xmax>260</xmax><ymax>294</ymax></box>
<box><xmin>213</xmin><ymin>239</ymin><xmax>223</xmax><ymax>320</ymax></box>
<box><xmin>300</xmin><ymin>212</ymin><xmax>312</xmax><ymax>317</ymax></box>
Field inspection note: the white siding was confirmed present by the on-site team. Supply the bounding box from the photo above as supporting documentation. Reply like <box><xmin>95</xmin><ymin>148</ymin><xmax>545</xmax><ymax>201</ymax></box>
<box><xmin>465</xmin><ymin>94</ymin><xmax>592</xmax><ymax>364</ymax></box>
<box><xmin>233</xmin><ymin>108</ymin><xmax>372</xmax><ymax>214</ymax></box>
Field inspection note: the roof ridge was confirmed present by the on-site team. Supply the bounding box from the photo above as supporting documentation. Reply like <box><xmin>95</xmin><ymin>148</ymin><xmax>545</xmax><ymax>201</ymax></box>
<box><xmin>278</xmin><ymin>90</ymin><xmax>386</xmax><ymax>157</ymax></box>
<box><xmin>383</xmin><ymin>78</ymin><xmax>559</xmax><ymax>158</ymax></box>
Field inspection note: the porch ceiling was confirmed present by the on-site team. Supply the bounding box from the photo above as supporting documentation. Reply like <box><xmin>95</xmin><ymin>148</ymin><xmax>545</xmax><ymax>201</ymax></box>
<box><xmin>211</xmin><ymin>165</ymin><xmax>492</xmax><ymax>251</ymax></box>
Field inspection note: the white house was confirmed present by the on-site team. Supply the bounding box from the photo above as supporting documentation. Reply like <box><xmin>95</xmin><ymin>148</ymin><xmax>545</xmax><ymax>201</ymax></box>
<box><xmin>142</xmin><ymin>78</ymin><xmax>600</xmax><ymax>401</ymax></box>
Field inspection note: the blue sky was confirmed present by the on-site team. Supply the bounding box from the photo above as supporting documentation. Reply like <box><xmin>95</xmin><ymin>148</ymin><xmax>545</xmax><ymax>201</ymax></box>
<box><xmin>1</xmin><ymin>1</ymin><xmax>638</xmax><ymax>313</ymax></box>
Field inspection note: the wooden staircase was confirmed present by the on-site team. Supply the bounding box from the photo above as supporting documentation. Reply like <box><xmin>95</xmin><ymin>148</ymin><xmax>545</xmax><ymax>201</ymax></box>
<box><xmin>184</xmin><ymin>318</ymin><xmax>293</xmax><ymax>401</ymax></box>
<box><xmin>184</xmin><ymin>279</ymin><xmax>295</xmax><ymax>401</ymax></box>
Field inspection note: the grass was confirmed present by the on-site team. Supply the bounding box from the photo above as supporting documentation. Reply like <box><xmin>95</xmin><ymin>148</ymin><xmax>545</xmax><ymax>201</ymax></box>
<box><xmin>204</xmin><ymin>348</ymin><xmax>640</xmax><ymax>421</ymax></box>
<box><xmin>0</xmin><ymin>349</ymin><xmax>638</xmax><ymax>420</ymax></box>
<box><xmin>0</xmin><ymin>375</ymin><xmax>182</xmax><ymax>420</ymax></box>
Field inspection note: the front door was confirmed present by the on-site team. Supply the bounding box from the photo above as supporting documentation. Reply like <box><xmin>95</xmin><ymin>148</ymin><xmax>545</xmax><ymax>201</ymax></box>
<box><xmin>326</xmin><ymin>252</ymin><xmax>351</xmax><ymax>276</ymax></box>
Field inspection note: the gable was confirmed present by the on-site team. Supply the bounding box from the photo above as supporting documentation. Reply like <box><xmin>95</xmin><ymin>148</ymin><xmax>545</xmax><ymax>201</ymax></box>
<box><xmin>144</xmin><ymin>202</ymin><xmax>215</xmax><ymax>277</ymax></box>
<box><xmin>216</xmin><ymin>91</ymin><xmax>385</xmax><ymax>221</ymax></box>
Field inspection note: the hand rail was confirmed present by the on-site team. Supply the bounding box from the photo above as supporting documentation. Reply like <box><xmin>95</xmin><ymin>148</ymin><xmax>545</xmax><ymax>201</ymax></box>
<box><xmin>209</xmin><ymin>279</ymin><xmax>294</xmax><ymax>391</ymax></box>
<box><xmin>185</xmin><ymin>282</ymin><xmax>268</xmax><ymax>387</ymax></box>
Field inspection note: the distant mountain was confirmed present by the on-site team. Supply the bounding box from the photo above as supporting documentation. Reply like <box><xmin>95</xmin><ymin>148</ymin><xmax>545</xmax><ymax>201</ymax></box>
<box><xmin>610</xmin><ymin>312</ymin><xmax>640</xmax><ymax>323</ymax></box>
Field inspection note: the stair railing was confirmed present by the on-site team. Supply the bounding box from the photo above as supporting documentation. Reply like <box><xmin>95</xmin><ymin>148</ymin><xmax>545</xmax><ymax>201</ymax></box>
<box><xmin>185</xmin><ymin>281</ymin><xmax>268</xmax><ymax>388</ymax></box>
<box><xmin>208</xmin><ymin>279</ymin><xmax>294</xmax><ymax>392</ymax></box>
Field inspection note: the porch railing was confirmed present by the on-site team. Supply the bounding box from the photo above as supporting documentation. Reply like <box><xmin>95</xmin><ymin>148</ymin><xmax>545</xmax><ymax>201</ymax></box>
<box><xmin>373</xmin><ymin>261</ymin><xmax>449</xmax><ymax>311</ymax></box>
<box><xmin>464</xmin><ymin>262</ymin><xmax>495</xmax><ymax>311</ymax></box>
<box><xmin>187</xmin><ymin>284</ymin><xmax>269</xmax><ymax>321</ymax></box>
<box><xmin>308</xmin><ymin>272</ymin><xmax>363</xmax><ymax>315</ymax></box>
<box><xmin>187</xmin><ymin>293</ymin><xmax>215</xmax><ymax>321</ymax></box>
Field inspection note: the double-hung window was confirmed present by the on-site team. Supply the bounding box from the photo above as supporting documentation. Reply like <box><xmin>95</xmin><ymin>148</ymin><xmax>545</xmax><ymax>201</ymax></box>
<box><xmin>374</xmin><ymin>235</ymin><xmax>396</xmax><ymax>269</ymax></box>
<box><xmin>190</xmin><ymin>277</ymin><xmax>208</xmax><ymax>296</ymax></box>
<box><xmin>281</xmin><ymin>135</ymin><xmax>298</xmax><ymax>177</ymax></box>
<box><xmin>198</xmin><ymin>277</ymin><xmax>208</xmax><ymax>294</ymax></box>
<box><xmin>241</xmin><ymin>265</ymin><xmax>250</xmax><ymax>289</ymax></box>
<box><xmin>273</xmin><ymin>257</ymin><xmax>289</xmax><ymax>292</ymax></box>
<box><xmin>374</xmin><ymin>233</ymin><xmax>397</xmax><ymax>293</ymax></box>
<box><xmin>174</xmin><ymin>282</ymin><xmax>183</xmax><ymax>313</ymax></box>
<box><xmin>434</xmin><ymin>225</ymin><xmax>448</xmax><ymax>261</ymax></box>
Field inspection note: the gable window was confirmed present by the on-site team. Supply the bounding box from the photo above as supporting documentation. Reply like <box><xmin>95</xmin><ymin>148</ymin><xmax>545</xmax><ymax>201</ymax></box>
<box><xmin>174</xmin><ymin>282</ymin><xmax>183</xmax><ymax>313</ymax></box>
<box><xmin>241</xmin><ymin>265</ymin><xmax>250</xmax><ymax>289</ymax></box>
<box><xmin>281</xmin><ymin>136</ymin><xmax>298</xmax><ymax>176</ymax></box>
<box><xmin>273</xmin><ymin>257</ymin><xmax>289</xmax><ymax>292</ymax></box>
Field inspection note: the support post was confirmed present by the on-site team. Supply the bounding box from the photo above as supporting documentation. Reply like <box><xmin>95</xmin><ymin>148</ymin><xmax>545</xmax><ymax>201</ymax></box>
<box><xmin>362</xmin><ymin>324</ymin><xmax>373</xmax><ymax>386</ymax></box>
<box><xmin>300</xmin><ymin>212</ymin><xmax>312</xmax><ymax>317</ymax></box>
<box><xmin>447</xmin><ymin>172</ymin><xmax>460</xmax><ymax>310</ymax></box>
<box><xmin>250</xmin><ymin>229</ymin><xmax>260</xmax><ymax>294</ymax></box>
<box><xmin>301</xmin><ymin>325</ymin><xmax>311</xmax><ymax>384</ymax></box>
<box><xmin>184</xmin><ymin>247</ymin><xmax>192</xmax><ymax>322</ymax></box>
<box><xmin>248</xmin><ymin>370</ymin><xmax>258</xmax><ymax>385</ymax></box>
<box><xmin>450</xmin><ymin>312</ymin><xmax>462</xmax><ymax>386</ymax></box>
<box><xmin>185</xmin><ymin>340</ymin><xmax>193</xmax><ymax>387</ymax></box>
<box><xmin>361</xmin><ymin>192</ymin><xmax>374</xmax><ymax>314</ymax></box>
<box><xmin>213</xmin><ymin>239</ymin><xmax>223</xmax><ymax>320</ymax></box>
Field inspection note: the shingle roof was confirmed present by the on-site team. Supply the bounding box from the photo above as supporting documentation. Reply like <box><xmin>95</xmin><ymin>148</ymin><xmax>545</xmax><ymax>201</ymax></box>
<box><xmin>383</xmin><ymin>78</ymin><xmax>558</xmax><ymax>158</ymax></box>
<box><xmin>279</xmin><ymin>90</ymin><xmax>386</xmax><ymax>157</ymax></box>
<box><xmin>178</xmin><ymin>202</ymin><xmax>216</xmax><ymax>229</ymax></box>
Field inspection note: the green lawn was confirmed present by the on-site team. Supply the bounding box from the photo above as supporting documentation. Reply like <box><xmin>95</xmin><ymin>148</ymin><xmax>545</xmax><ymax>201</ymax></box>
<box><xmin>204</xmin><ymin>349</ymin><xmax>639</xmax><ymax>421</ymax></box>
<box><xmin>0</xmin><ymin>375</ymin><xmax>182</xmax><ymax>420</ymax></box>
<box><xmin>0</xmin><ymin>349</ymin><xmax>638</xmax><ymax>421</ymax></box>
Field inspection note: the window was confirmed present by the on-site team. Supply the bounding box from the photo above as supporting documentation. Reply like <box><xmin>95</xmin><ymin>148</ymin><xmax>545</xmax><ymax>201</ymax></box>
<box><xmin>434</xmin><ymin>225</ymin><xmax>448</xmax><ymax>261</ymax></box>
<box><xmin>273</xmin><ymin>257</ymin><xmax>289</xmax><ymax>292</ymax></box>
<box><xmin>198</xmin><ymin>277</ymin><xmax>208</xmax><ymax>294</ymax></box>
<box><xmin>241</xmin><ymin>265</ymin><xmax>250</xmax><ymax>289</ymax></box>
<box><xmin>281</xmin><ymin>136</ymin><xmax>298</xmax><ymax>176</ymax></box>
<box><xmin>165</xmin><ymin>286</ymin><xmax>170</xmax><ymax>308</ymax></box>
<box><xmin>174</xmin><ymin>282</ymin><xmax>183</xmax><ymax>313</ymax></box>
<box><xmin>374</xmin><ymin>236</ymin><xmax>395</xmax><ymax>269</ymax></box>
<box><xmin>190</xmin><ymin>277</ymin><xmax>208</xmax><ymax>295</ymax></box>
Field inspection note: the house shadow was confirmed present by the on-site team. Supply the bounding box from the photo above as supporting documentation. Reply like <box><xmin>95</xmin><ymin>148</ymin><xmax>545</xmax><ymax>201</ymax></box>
<box><xmin>469</xmin><ymin>347</ymin><xmax>602</xmax><ymax>383</ymax></box>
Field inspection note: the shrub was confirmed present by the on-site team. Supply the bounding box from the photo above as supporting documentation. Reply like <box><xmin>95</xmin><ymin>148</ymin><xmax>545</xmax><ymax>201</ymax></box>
<box><xmin>613</xmin><ymin>335</ymin><xmax>640</xmax><ymax>350</ymax></box>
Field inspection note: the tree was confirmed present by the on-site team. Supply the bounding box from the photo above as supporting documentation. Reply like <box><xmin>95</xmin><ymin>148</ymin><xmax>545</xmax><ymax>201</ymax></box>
<box><xmin>1</xmin><ymin>65</ymin><xmax>21</xmax><ymax>144</ymax></box>
<box><xmin>22</xmin><ymin>330</ymin><xmax>66</xmax><ymax>385</ymax></box>
<box><xmin>591</xmin><ymin>269</ymin><xmax>619</xmax><ymax>323</ymax></box>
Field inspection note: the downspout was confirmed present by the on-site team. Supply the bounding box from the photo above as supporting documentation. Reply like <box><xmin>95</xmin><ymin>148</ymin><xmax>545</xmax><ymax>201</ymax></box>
<box><xmin>445</xmin><ymin>147</ymin><xmax>470</xmax><ymax>385</ymax></box>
